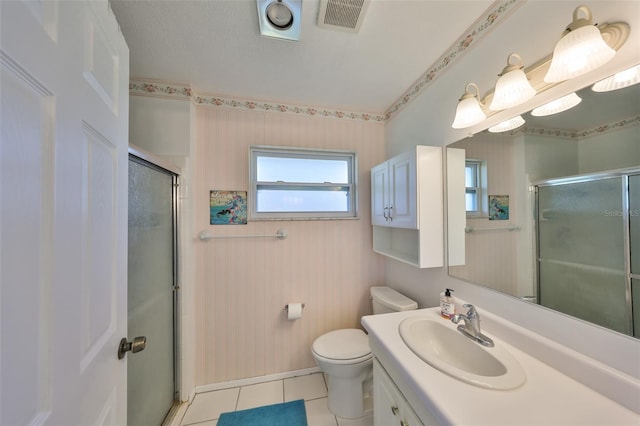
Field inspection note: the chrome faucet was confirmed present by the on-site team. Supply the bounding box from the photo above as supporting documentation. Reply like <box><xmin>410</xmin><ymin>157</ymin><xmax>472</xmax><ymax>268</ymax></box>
<box><xmin>451</xmin><ymin>304</ymin><xmax>494</xmax><ymax>347</ymax></box>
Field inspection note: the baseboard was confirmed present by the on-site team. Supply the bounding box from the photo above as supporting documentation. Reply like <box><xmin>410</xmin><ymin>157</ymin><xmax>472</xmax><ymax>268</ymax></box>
<box><xmin>195</xmin><ymin>367</ymin><xmax>322</xmax><ymax>394</ymax></box>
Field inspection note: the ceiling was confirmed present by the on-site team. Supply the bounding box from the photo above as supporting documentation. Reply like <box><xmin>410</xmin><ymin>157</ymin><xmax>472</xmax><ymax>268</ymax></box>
<box><xmin>109</xmin><ymin>0</ymin><xmax>494</xmax><ymax>114</ymax></box>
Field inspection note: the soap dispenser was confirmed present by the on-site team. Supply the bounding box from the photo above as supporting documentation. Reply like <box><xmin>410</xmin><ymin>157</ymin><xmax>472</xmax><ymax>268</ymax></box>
<box><xmin>440</xmin><ymin>288</ymin><xmax>455</xmax><ymax>319</ymax></box>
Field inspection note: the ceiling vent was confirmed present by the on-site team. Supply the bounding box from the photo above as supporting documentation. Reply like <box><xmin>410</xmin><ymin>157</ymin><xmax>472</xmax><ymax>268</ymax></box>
<box><xmin>317</xmin><ymin>0</ymin><xmax>369</xmax><ymax>33</ymax></box>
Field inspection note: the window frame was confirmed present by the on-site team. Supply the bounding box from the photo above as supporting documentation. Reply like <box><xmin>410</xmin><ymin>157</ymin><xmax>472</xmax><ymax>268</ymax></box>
<box><xmin>249</xmin><ymin>146</ymin><xmax>358</xmax><ymax>220</ymax></box>
<box><xmin>465</xmin><ymin>159</ymin><xmax>487</xmax><ymax>217</ymax></box>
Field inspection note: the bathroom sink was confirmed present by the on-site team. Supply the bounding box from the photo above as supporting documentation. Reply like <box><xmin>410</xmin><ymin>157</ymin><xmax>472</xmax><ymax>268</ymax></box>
<box><xmin>398</xmin><ymin>317</ymin><xmax>526</xmax><ymax>390</ymax></box>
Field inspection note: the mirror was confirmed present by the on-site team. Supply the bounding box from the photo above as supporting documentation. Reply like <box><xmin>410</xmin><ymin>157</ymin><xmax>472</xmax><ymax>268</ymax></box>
<box><xmin>447</xmin><ymin>70</ymin><xmax>640</xmax><ymax>338</ymax></box>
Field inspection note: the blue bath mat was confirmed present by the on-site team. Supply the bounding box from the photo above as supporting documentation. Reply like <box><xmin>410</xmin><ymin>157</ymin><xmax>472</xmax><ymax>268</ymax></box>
<box><xmin>217</xmin><ymin>399</ymin><xmax>307</xmax><ymax>426</ymax></box>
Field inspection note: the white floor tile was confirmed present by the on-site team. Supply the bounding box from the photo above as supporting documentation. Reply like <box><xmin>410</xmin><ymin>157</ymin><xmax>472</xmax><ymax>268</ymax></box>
<box><xmin>336</xmin><ymin>411</ymin><xmax>373</xmax><ymax>426</ymax></box>
<box><xmin>180</xmin><ymin>388</ymin><xmax>239</xmax><ymax>425</ymax></box>
<box><xmin>284</xmin><ymin>373</ymin><xmax>328</xmax><ymax>402</ymax></box>
<box><xmin>305</xmin><ymin>398</ymin><xmax>338</xmax><ymax>426</ymax></box>
<box><xmin>236</xmin><ymin>380</ymin><xmax>284</xmax><ymax>410</ymax></box>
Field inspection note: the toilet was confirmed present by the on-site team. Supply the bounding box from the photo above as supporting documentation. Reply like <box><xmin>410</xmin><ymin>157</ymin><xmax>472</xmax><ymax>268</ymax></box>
<box><xmin>311</xmin><ymin>286</ymin><xmax>418</xmax><ymax>419</ymax></box>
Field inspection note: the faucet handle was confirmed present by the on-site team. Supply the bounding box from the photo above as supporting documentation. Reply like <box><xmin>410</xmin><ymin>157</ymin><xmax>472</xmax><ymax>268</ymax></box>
<box><xmin>463</xmin><ymin>303</ymin><xmax>478</xmax><ymax>318</ymax></box>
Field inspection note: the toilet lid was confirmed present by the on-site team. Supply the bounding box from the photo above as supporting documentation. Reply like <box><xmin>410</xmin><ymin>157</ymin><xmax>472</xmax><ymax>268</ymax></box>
<box><xmin>312</xmin><ymin>329</ymin><xmax>370</xmax><ymax>360</ymax></box>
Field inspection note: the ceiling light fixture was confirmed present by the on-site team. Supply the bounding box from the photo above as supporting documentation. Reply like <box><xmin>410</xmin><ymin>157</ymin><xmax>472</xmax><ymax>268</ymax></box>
<box><xmin>489</xmin><ymin>53</ymin><xmax>536</xmax><ymax>111</ymax></box>
<box><xmin>449</xmin><ymin>4</ymin><xmax>628</xmax><ymax>131</ymax></box>
<box><xmin>531</xmin><ymin>92</ymin><xmax>582</xmax><ymax>117</ymax></box>
<box><xmin>451</xmin><ymin>83</ymin><xmax>487</xmax><ymax>129</ymax></box>
<box><xmin>488</xmin><ymin>115</ymin><xmax>525</xmax><ymax>133</ymax></box>
<box><xmin>257</xmin><ymin>0</ymin><xmax>302</xmax><ymax>41</ymax></box>
<box><xmin>266</xmin><ymin>0</ymin><xmax>294</xmax><ymax>29</ymax></box>
<box><xmin>544</xmin><ymin>5</ymin><xmax>616</xmax><ymax>83</ymax></box>
<box><xmin>592</xmin><ymin>64</ymin><xmax>640</xmax><ymax>92</ymax></box>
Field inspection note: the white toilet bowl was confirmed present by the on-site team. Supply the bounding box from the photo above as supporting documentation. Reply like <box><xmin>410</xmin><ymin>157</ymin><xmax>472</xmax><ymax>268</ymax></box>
<box><xmin>311</xmin><ymin>329</ymin><xmax>372</xmax><ymax>419</ymax></box>
<box><xmin>311</xmin><ymin>287</ymin><xmax>418</xmax><ymax>419</ymax></box>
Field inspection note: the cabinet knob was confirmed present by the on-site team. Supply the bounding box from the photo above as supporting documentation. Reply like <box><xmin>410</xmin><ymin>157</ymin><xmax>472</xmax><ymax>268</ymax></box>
<box><xmin>391</xmin><ymin>405</ymin><xmax>399</xmax><ymax>416</ymax></box>
<box><xmin>400</xmin><ymin>420</ymin><xmax>409</xmax><ymax>426</ymax></box>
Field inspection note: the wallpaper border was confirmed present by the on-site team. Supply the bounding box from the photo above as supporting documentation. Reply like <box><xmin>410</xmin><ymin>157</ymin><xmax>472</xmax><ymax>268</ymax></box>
<box><xmin>129</xmin><ymin>79</ymin><xmax>385</xmax><ymax>122</ymax></box>
<box><xmin>383</xmin><ymin>0</ymin><xmax>523</xmax><ymax>121</ymax></box>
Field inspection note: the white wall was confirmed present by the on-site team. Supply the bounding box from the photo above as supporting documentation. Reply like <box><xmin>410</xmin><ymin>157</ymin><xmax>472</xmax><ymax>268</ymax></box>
<box><xmin>524</xmin><ymin>134</ymin><xmax>579</xmax><ymax>182</ymax></box>
<box><xmin>579</xmin><ymin>123</ymin><xmax>640</xmax><ymax>173</ymax></box>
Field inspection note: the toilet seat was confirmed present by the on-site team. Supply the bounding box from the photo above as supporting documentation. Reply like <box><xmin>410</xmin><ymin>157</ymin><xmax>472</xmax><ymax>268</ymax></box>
<box><xmin>312</xmin><ymin>329</ymin><xmax>372</xmax><ymax>364</ymax></box>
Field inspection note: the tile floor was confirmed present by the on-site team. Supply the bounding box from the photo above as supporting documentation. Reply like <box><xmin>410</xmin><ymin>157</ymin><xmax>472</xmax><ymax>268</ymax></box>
<box><xmin>178</xmin><ymin>373</ymin><xmax>372</xmax><ymax>426</ymax></box>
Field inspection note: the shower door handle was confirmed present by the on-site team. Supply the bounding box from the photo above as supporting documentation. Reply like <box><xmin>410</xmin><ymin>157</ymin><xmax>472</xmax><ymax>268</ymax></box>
<box><xmin>117</xmin><ymin>336</ymin><xmax>147</xmax><ymax>359</ymax></box>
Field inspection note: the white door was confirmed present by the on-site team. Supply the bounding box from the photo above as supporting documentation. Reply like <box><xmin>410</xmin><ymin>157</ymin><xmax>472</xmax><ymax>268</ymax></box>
<box><xmin>1</xmin><ymin>1</ymin><xmax>129</xmax><ymax>425</ymax></box>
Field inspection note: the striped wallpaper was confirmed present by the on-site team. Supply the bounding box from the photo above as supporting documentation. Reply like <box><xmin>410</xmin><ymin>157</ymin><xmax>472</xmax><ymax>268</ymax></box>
<box><xmin>192</xmin><ymin>106</ymin><xmax>387</xmax><ymax>384</ymax></box>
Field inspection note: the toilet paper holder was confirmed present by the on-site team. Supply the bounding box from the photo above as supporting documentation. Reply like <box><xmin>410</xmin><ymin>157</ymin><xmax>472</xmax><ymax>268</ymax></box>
<box><xmin>284</xmin><ymin>303</ymin><xmax>305</xmax><ymax>312</ymax></box>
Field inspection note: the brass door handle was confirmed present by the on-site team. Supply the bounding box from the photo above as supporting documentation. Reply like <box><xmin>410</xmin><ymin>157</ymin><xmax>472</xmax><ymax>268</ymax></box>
<box><xmin>117</xmin><ymin>336</ymin><xmax>147</xmax><ymax>359</ymax></box>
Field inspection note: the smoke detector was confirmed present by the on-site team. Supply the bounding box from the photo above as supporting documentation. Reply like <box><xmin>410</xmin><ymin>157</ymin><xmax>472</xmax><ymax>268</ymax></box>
<box><xmin>257</xmin><ymin>0</ymin><xmax>302</xmax><ymax>41</ymax></box>
<box><xmin>317</xmin><ymin>0</ymin><xmax>369</xmax><ymax>33</ymax></box>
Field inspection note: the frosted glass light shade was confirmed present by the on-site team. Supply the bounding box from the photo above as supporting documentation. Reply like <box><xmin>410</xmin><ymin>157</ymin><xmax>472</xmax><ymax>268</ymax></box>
<box><xmin>490</xmin><ymin>68</ymin><xmax>536</xmax><ymax>110</ymax></box>
<box><xmin>592</xmin><ymin>64</ymin><xmax>640</xmax><ymax>92</ymax></box>
<box><xmin>490</xmin><ymin>54</ymin><xmax>536</xmax><ymax>111</ymax></box>
<box><xmin>452</xmin><ymin>97</ymin><xmax>486</xmax><ymax>129</ymax></box>
<box><xmin>545</xmin><ymin>24</ymin><xmax>615</xmax><ymax>83</ymax></box>
<box><xmin>531</xmin><ymin>92</ymin><xmax>582</xmax><ymax>117</ymax></box>
<box><xmin>488</xmin><ymin>115</ymin><xmax>525</xmax><ymax>133</ymax></box>
<box><xmin>452</xmin><ymin>83</ymin><xmax>486</xmax><ymax>129</ymax></box>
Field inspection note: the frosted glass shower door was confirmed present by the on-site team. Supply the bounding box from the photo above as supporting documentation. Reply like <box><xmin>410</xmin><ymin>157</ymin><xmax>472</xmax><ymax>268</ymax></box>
<box><xmin>537</xmin><ymin>177</ymin><xmax>630</xmax><ymax>335</ymax></box>
<box><xmin>128</xmin><ymin>156</ymin><xmax>177</xmax><ymax>425</ymax></box>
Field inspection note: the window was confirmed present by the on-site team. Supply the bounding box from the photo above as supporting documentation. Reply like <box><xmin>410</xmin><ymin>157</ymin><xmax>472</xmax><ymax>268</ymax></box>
<box><xmin>465</xmin><ymin>159</ymin><xmax>486</xmax><ymax>216</ymax></box>
<box><xmin>249</xmin><ymin>146</ymin><xmax>357</xmax><ymax>220</ymax></box>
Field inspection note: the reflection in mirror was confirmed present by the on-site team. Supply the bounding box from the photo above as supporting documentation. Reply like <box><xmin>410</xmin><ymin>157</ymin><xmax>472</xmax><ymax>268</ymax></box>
<box><xmin>448</xmin><ymin>71</ymin><xmax>640</xmax><ymax>338</ymax></box>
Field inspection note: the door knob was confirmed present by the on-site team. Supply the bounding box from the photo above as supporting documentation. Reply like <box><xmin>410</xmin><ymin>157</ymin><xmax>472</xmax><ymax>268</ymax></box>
<box><xmin>117</xmin><ymin>336</ymin><xmax>147</xmax><ymax>359</ymax></box>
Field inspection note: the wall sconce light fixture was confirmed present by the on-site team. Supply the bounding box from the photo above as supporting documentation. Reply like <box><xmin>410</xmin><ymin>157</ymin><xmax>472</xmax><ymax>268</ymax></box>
<box><xmin>452</xmin><ymin>83</ymin><xmax>487</xmax><ymax>129</ymax></box>
<box><xmin>450</xmin><ymin>4</ymin><xmax>629</xmax><ymax>130</ymax></box>
<box><xmin>489</xmin><ymin>54</ymin><xmax>536</xmax><ymax>111</ymax></box>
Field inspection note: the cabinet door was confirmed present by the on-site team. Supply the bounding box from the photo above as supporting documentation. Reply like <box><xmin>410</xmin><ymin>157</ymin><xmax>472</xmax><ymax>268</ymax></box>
<box><xmin>373</xmin><ymin>360</ymin><xmax>405</xmax><ymax>426</ymax></box>
<box><xmin>402</xmin><ymin>401</ymin><xmax>425</xmax><ymax>426</ymax></box>
<box><xmin>371</xmin><ymin>162</ymin><xmax>390</xmax><ymax>226</ymax></box>
<box><xmin>389</xmin><ymin>151</ymin><xmax>417</xmax><ymax>228</ymax></box>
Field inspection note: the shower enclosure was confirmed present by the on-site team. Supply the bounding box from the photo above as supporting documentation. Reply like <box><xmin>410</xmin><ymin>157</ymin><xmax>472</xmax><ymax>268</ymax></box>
<box><xmin>535</xmin><ymin>169</ymin><xmax>639</xmax><ymax>338</ymax></box>
<box><xmin>128</xmin><ymin>150</ymin><xmax>180</xmax><ymax>424</ymax></box>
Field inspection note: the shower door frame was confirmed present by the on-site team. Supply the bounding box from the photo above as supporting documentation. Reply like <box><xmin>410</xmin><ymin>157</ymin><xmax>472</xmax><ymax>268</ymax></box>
<box><xmin>128</xmin><ymin>145</ymin><xmax>182</xmax><ymax>413</ymax></box>
<box><xmin>533</xmin><ymin>167</ymin><xmax>639</xmax><ymax>336</ymax></box>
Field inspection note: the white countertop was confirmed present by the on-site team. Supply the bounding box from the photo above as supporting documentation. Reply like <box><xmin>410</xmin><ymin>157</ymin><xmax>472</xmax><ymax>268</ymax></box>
<box><xmin>362</xmin><ymin>308</ymin><xmax>640</xmax><ymax>426</ymax></box>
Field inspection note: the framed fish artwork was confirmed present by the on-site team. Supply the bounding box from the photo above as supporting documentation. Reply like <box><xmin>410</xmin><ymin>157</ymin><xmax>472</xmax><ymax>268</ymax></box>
<box><xmin>210</xmin><ymin>190</ymin><xmax>247</xmax><ymax>225</ymax></box>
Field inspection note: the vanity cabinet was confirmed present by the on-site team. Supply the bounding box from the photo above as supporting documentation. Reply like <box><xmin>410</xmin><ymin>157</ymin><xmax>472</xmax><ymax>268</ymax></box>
<box><xmin>371</xmin><ymin>146</ymin><xmax>443</xmax><ymax>268</ymax></box>
<box><xmin>373</xmin><ymin>358</ymin><xmax>425</xmax><ymax>426</ymax></box>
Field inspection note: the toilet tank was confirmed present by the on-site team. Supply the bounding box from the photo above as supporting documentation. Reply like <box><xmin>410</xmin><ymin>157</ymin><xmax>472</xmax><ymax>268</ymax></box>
<box><xmin>370</xmin><ymin>286</ymin><xmax>418</xmax><ymax>314</ymax></box>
